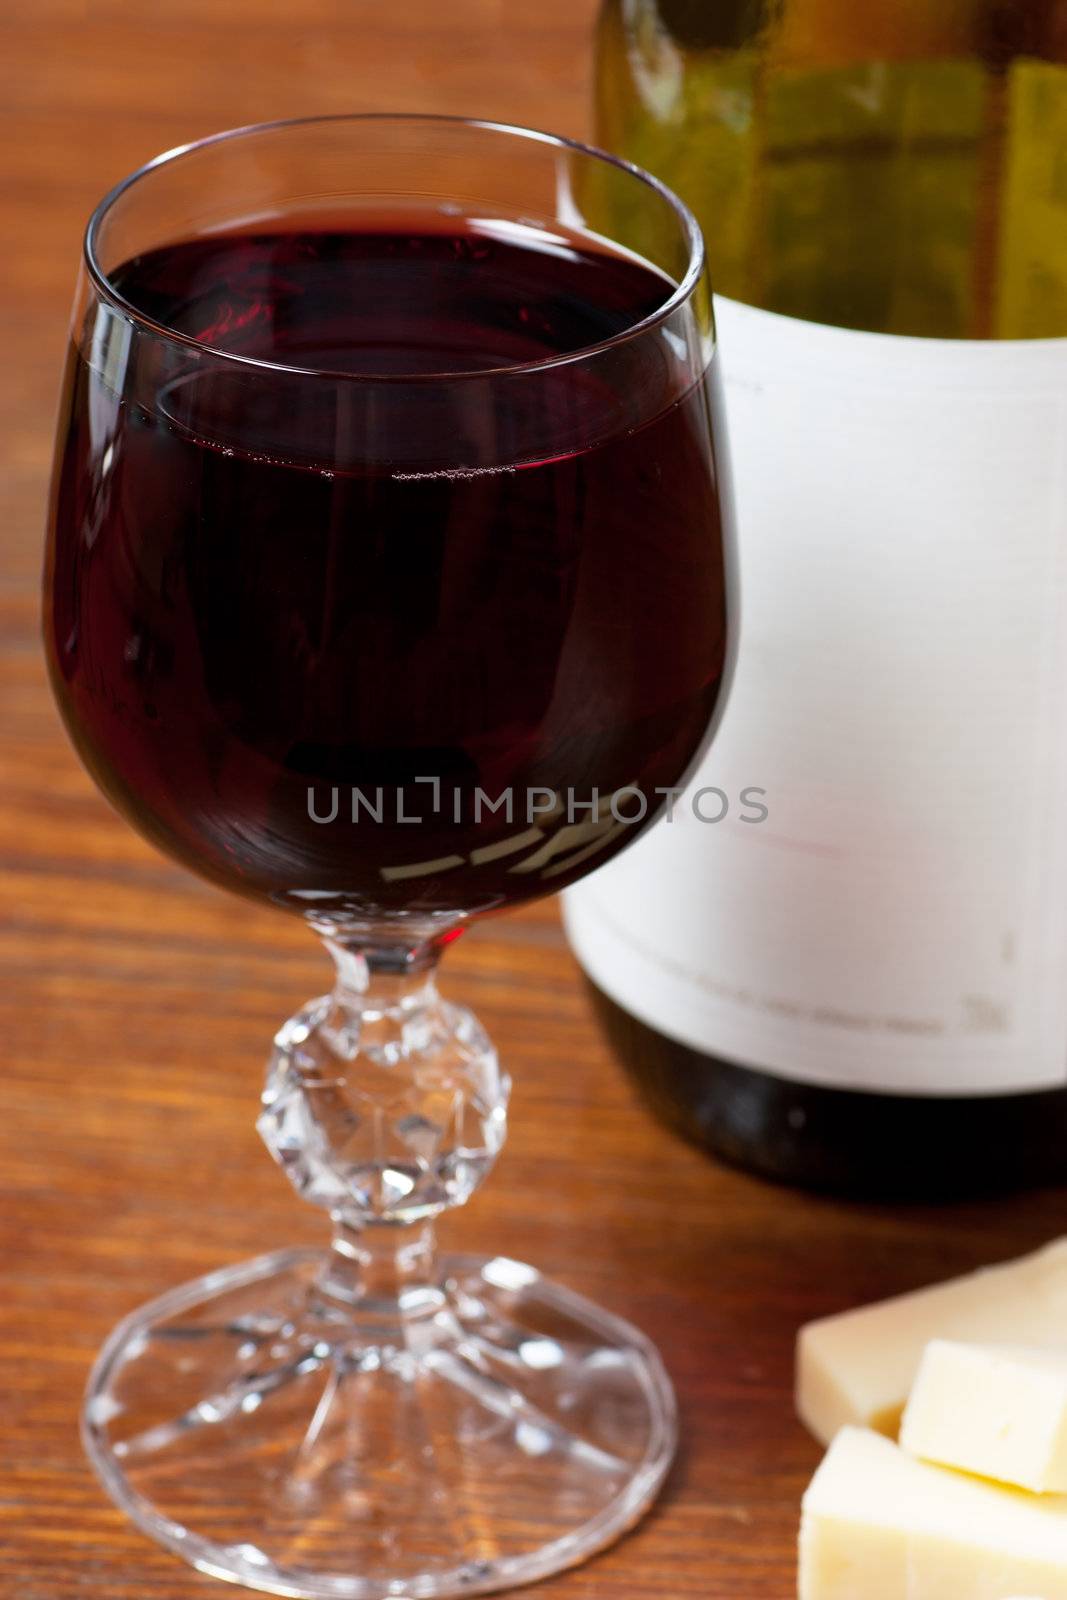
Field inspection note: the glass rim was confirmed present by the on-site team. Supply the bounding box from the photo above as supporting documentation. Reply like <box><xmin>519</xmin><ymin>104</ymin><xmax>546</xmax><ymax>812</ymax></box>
<box><xmin>82</xmin><ymin>111</ymin><xmax>707</xmax><ymax>385</ymax></box>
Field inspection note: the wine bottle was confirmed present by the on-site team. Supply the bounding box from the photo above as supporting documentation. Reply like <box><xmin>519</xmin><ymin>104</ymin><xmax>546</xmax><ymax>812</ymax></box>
<box><xmin>563</xmin><ymin>0</ymin><xmax>1067</xmax><ymax>1197</ymax></box>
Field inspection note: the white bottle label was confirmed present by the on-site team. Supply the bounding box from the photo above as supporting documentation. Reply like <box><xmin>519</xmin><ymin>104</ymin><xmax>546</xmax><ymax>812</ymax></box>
<box><xmin>564</xmin><ymin>297</ymin><xmax>1067</xmax><ymax>1096</ymax></box>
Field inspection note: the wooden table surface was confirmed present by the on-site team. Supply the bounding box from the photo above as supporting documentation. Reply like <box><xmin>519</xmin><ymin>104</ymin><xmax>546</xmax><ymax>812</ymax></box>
<box><xmin>3</xmin><ymin>3</ymin><xmax>1065</xmax><ymax>1596</ymax></box>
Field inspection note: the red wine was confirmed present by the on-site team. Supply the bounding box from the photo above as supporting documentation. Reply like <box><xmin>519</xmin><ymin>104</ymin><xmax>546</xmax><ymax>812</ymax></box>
<box><xmin>46</xmin><ymin>220</ymin><xmax>730</xmax><ymax>918</ymax></box>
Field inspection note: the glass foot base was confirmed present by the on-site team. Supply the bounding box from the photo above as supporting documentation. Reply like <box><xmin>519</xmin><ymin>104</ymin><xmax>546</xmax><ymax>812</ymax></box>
<box><xmin>83</xmin><ymin>1248</ymin><xmax>677</xmax><ymax>1598</ymax></box>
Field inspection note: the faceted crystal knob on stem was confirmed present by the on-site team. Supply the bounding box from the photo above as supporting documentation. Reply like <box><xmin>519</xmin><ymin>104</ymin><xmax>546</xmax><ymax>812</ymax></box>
<box><xmin>258</xmin><ymin>933</ymin><xmax>509</xmax><ymax>1227</ymax></box>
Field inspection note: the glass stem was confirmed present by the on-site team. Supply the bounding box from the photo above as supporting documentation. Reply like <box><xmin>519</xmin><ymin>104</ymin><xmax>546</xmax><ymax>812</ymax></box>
<box><xmin>316</xmin><ymin>928</ymin><xmax>447</xmax><ymax>1065</ymax></box>
<box><xmin>258</xmin><ymin>918</ymin><xmax>509</xmax><ymax>1291</ymax></box>
<box><xmin>318</xmin><ymin>1213</ymin><xmax>441</xmax><ymax>1320</ymax></box>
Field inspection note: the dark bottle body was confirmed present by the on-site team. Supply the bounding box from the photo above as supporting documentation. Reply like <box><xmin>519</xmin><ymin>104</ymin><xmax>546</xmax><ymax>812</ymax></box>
<box><xmin>584</xmin><ymin>978</ymin><xmax>1067</xmax><ymax>1199</ymax></box>
<box><xmin>569</xmin><ymin>0</ymin><xmax>1067</xmax><ymax>1198</ymax></box>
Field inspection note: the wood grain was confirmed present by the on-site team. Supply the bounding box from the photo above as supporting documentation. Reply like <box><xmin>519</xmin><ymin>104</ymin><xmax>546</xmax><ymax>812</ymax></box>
<box><xmin>3</xmin><ymin>4</ymin><xmax>1065</xmax><ymax>1596</ymax></box>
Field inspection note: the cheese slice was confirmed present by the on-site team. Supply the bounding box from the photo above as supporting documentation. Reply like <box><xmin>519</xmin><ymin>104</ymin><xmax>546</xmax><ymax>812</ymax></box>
<box><xmin>901</xmin><ymin>1340</ymin><xmax>1067</xmax><ymax>1492</ymax></box>
<box><xmin>796</xmin><ymin>1237</ymin><xmax>1067</xmax><ymax>1445</ymax></box>
<box><xmin>800</xmin><ymin>1426</ymin><xmax>1067</xmax><ymax>1600</ymax></box>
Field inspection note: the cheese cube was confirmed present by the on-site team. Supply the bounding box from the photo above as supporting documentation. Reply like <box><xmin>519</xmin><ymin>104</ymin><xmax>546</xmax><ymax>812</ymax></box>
<box><xmin>901</xmin><ymin>1340</ymin><xmax>1067</xmax><ymax>1492</ymax></box>
<box><xmin>800</xmin><ymin>1426</ymin><xmax>1067</xmax><ymax>1600</ymax></box>
<box><xmin>797</xmin><ymin>1237</ymin><xmax>1067</xmax><ymax>1445</ymax></box>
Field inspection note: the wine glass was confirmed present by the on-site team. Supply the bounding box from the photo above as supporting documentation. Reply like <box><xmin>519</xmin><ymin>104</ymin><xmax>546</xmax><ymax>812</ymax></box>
<box><xmin>44</xmin><ymin>114</ymin><xmax>734</xmax><ymax>1599</ymax></box>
